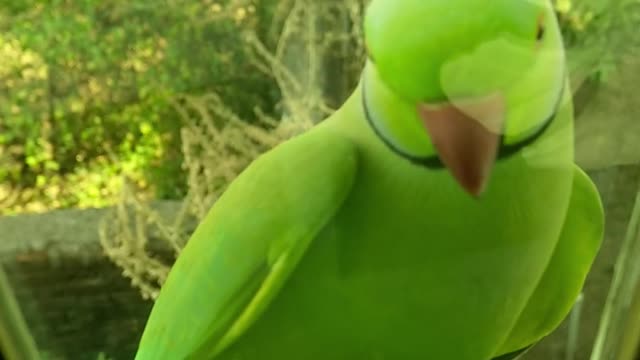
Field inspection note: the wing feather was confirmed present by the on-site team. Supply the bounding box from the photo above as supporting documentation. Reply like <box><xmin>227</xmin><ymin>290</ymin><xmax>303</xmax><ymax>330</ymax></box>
<box><xmin>135</xmin><ymin>127</ymin><xmax>358</xmax><ymax>360</ymax></box>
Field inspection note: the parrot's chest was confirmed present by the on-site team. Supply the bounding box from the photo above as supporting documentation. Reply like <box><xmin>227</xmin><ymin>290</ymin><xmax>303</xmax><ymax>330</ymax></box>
<box><xmin>223</xmin><ymin>121</ymin><xmax>576</xmax><ymax>359</ymax></box>
<box><xmin>263</xmin><ymin>150</ymin><xmax>575</xmax><ymax>358</ymax></box>
<box><xmin>327</xmin><ymin>152</ymin><xmax>572</xmax><ymax>277</ymax></box>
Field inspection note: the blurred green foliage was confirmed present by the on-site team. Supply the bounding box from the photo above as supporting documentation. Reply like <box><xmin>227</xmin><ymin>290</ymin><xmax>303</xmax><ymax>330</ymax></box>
<box><xmin>0</xmin><ymin>0</ymin><xmax>279</xmax><ymax>213</ymax></box>
<box><xmin>557</xmin><ymin>0</ymin><xmax>640</xmax><ymax>83</ymax></box>
<box><xmin>0</xmin><ymin>0</ymin><xmax>637</xmax><ymax>214</ymax></box>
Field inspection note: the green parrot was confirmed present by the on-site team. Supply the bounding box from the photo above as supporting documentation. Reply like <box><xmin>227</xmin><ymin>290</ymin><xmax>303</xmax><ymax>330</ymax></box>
<box><xmin>135</xmin><ymin>0</ymin><xmax>604</xmax><ymax>359</ymax></box>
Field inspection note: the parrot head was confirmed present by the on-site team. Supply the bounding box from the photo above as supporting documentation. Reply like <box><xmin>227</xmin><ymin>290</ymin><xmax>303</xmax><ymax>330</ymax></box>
<box><xmin>362</xmin><ymin>0</ymin><xmax>566</xmax><ymax>196</ymax></box>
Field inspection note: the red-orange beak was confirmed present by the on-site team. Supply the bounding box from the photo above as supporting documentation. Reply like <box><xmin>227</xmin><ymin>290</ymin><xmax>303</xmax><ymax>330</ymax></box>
<box><xmin>417</xmin><ymin>93</ymin><xmax>505</xmax><ymax>197</ymax></box>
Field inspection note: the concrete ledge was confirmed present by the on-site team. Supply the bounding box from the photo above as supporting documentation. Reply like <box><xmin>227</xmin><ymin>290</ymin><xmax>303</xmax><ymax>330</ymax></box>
<box><xmin>0</xmin><ymin>200</ymin><xmax>186</xmax><ymax>360</ymax></box>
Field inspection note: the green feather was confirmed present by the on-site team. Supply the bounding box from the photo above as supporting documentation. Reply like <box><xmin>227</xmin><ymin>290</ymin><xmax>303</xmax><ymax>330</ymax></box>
<box><xmin>135</xmin><ymin>126</ymin><xmax>358</xmax><ymax>359</ymax></box>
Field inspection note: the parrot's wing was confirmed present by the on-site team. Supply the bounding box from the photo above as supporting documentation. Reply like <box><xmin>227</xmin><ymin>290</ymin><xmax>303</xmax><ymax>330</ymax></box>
<box><xmin>491</xmin><ymin>345</ymin><xmax>532</xmax><ymax>360</ymax></box>
<box><xmin>494</xmin><ymin>165</ymin><xmax>604</xmax><ymax>356</ymax></box>
<box><xmin>135</xmin><ymin>127</ymin><xmax>358</xmax><ymax>360</ymax></box>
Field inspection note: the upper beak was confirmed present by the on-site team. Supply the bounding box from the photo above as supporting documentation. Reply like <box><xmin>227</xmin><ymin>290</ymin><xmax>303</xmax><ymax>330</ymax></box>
<box><xmin>417</xmin><ymin>93</ymin><xmax>505</xmax><ymax>197</ymax></box>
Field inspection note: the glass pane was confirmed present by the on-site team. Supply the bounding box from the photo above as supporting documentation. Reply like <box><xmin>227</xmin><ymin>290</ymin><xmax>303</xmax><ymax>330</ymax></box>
<box><xmin>0</xmin><ymin>1</ymin><xmax>639</xmax><ymax>360</ymax></box>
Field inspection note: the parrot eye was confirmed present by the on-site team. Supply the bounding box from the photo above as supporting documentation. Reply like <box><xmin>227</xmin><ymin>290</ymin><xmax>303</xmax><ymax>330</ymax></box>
<box><xmin>535</xmin><ymin>15</ymin><xmax>546</xmax><ymax>42</ymax></box>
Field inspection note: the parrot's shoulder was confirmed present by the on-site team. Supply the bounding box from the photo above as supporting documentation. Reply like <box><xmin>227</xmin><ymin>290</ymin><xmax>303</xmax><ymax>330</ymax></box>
<box><xmin>135</xmin><ymin>124</ymin><xmax>359</xmax><ymax>360</ymax></box>
<box><xmin>241</xmin><ymin>123</ymin><xmax>359</xmax><ymax>186</ymax></box>
<box><xmin>223</xmin><ymin>125</ymin><xmax>361</xmax><ymax>223</ymax></box>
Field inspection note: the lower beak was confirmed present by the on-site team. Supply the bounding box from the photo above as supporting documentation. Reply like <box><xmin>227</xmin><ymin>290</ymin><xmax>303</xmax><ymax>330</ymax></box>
<box><xmin>417</xmin><ymin>93</ymin><xmax>505</xmax><ymax>197</ymax></box>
